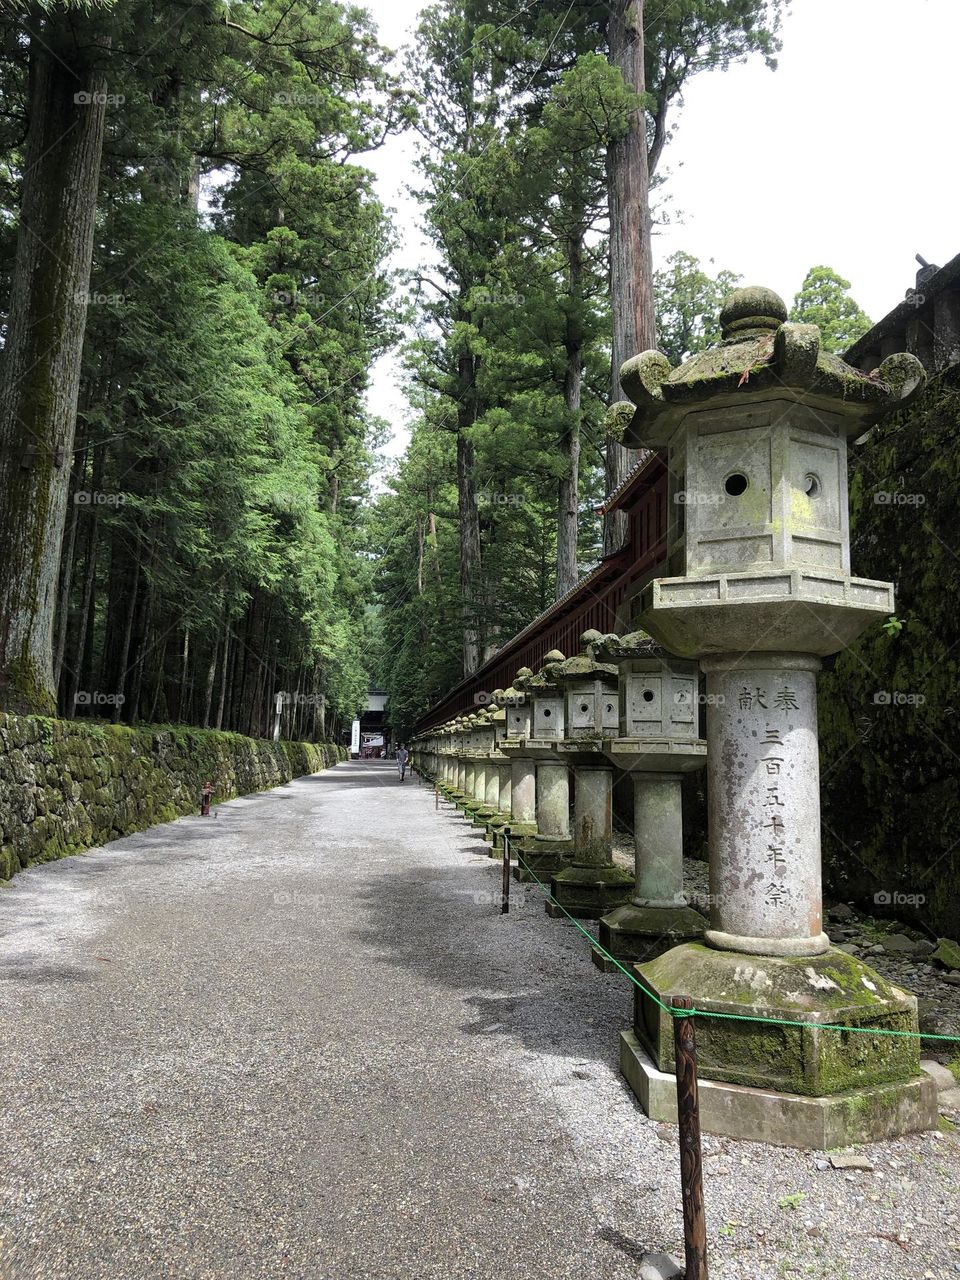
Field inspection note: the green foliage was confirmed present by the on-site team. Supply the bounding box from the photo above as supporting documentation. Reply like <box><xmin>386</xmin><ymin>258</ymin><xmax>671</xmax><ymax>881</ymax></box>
<box><xmin>819</xmin><ymin>366</ymin><xmax>960</xmax><ymax>935</ymax></box>
<box><xmin>0</xmin><ymin>0</ymin><xmax>402</xmax><ymax>738</ymax></box>
<box><xmin>790</xmin><ymin>265</ymin><xmax>873</xmax><ymax>353</ymax></box>
<box><xmin>372</xmin><ymin>0</ymin><xmax>787</xmax><ymax>727</ymax></box>
<box><xmin>654</xmin><ymin>251</ymin><xmax>741</xmax><ymax>363</ymax></box>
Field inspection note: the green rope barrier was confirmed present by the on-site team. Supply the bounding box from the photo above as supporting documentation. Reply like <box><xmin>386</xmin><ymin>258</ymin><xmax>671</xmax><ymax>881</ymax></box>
<box><xmin>512</xmin><ymin>849</ymin><xmax>960</xmax><ymax>1047</ymax></box>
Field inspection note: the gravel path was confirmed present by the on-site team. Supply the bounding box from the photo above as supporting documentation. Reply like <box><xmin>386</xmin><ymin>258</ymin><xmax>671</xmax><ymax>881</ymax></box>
<box><xmin>0</xmin><ymin>760</ymin><xmax>958</xmax><ymax>1279</ymax></box>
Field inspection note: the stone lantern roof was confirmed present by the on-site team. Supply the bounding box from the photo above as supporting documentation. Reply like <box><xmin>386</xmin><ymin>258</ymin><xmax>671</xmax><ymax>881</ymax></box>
<box><xmin>554</xmin><ymin>652</ymin><xmax>618</xmax><ymax>684</ymax></box>
<box><xmin>593</xmin><ymin>630</ymin><xmax>664</xmax><ymax>664</ymax></box>
<box><xmin>528</xmin><ymin>651</ymin><xmax>565</xmax><ymax>689</ymax></box>
<box><xmin>620</xmin><ymin>285</ymin><xmax>926</xmax><ymax>448</ymax></box>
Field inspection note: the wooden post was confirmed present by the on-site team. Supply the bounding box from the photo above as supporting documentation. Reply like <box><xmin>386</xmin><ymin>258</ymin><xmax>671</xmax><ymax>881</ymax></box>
<box><xmin>501</xmin><ymin>827</ymin><xmax>511</xmax><ymax>914</ymax></box>
<box><xmin>672</xmin><ymin>996</ymin><xmax>708</xmax><ymax>1279</ymax></box>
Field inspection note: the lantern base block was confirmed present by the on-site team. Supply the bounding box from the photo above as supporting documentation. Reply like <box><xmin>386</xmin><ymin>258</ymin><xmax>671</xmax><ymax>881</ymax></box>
<box><xmin>592</xmin><ymin>902</ymin><xmax>707</xmax><ymax>971</ymax></box>
<box><xmin>632</xmin><ymin>942</ymin><xmax>923</xmax><ymax>1098</ymax></box>
<box><xmin>619</xmin><ymin>1030</ymin><xmax>937</xmax><ymax>1149</ymax></box>
<box><xmin>512</xmin><ymin>836</ymin><xmax>572</xmax><ymax>882</ymax></box>
<box><xmin>546</xmin><ymin>862</ymin><xmax>634</xmax><ymax>920</ymax></box>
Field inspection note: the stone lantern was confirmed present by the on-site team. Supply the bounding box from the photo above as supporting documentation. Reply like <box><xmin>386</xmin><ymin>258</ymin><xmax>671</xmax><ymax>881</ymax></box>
<box><xmin>592</xmin><ymin>631</ymin><xmax>707</xmax><ymax>969</ymax></box>
<box><xmin>616</xmin><ymin>285</ymin><xmax>935</xmax><ymax>1146</ymax></box>
<box><xmin>547</xmin><ymin>644</ymin><xmax>634</xmax><ymax>919</ymax></box>
<box><xmin>496</xmin><ymin>672</ymin><xmax>538</xmax><ymax>848</ymax></box>
<box><xmin>460</xmin><ymin>714</ymin><xmax>482</xmax><ymax>811</ymax></box>
<box><xmin>482</xmin><ymin>699</ymin><xmax>512</xmax><ymax>852</ymax></box>
<box><xmin>498</xmin><ymin>653</ymin><xmax>573</xmax><ymax>880</ymax></box>
<box><xmin>450</xmin><ymin>718</ymin><xmax>466</xmax><ymax>799</ymax></box>
<box><xmin>465</xmin><ymin>711</ymin><xmax>496</xmax><ymax>824</ymax></box>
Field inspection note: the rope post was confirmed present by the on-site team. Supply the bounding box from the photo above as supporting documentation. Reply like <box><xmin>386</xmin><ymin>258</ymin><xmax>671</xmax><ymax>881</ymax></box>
<box><xmin>671</xmin><ymin>996</ymin><xmax>708</xmax><ymax>1280</ymax></box>
<box><xmin>501</xmin><ymin>827</ymin><xmax>512</xmax><ymax>915</ymax></box>
<box><xmin>435</xmin><ymin>785</ymin><xmax>439</xmax><ymax>810</ymax></box>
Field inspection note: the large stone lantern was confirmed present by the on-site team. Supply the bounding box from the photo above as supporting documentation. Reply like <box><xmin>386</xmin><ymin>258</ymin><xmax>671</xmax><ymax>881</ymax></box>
<box><xmin>592</xmin><ymin>631</ymin><xmax>707</xmax><ymax>968</ymax></box>
<box><xmin>616</xmin><ymin>285</ymin><xmax>935</xmax><ymax>1146</ymax></box>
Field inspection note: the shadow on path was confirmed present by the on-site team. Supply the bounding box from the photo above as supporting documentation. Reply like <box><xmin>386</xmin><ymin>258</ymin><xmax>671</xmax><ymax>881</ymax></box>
<box><xmin>350</xmin><ymin>855</ymin><xmax>635</xmax><ymax>1077</ymax></box>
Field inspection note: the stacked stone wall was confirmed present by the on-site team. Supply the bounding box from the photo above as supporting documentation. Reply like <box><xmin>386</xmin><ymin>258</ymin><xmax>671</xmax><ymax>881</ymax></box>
<box><xmin>0</xmin><ymin>714</ymin><xmax>347</xmax><ymax>880</ymax></box>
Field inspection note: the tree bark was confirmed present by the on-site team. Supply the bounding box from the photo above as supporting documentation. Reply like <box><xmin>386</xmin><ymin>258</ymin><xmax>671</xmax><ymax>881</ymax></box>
<box><xmin>215</xmin><ymin>627</ymin><xmax>231</xmax><ymax>730</ymax></box>
<box><xmin>604</xmin><ymin>0</ymin><xmax>655</xmax><ymax>555</ymax></box>
<box><xmin>0</xmin><ymin>17</ymin><xmax>109</xmax><ymax>712</ymax></box>
<box><xmin>456</xmin><ymin>356</ymin><xmax>482</xmax><ymax>675</ymax></box>
<box><xmin>54</xmin><ymin>448</ymin><xmax>83</xmax><ymax>690</ymax></box>
<box><xmin>178</xmin><ymin>627</ymin><xmax>190</xmax><ymax>722</ymax></box>
<box><xmin>65</xmin><ymin>445</ymin><xmax>103</xmax><ymax>715</ymax></box>
<box><xmin>202</xmin><ymin>637</ymin><xmax>217</xmax><ymax>729</ymax></box>
<box><xmin>557</xmin><ymin>231</ymin><xmax>584</xmax><ymax>599</ymax></box>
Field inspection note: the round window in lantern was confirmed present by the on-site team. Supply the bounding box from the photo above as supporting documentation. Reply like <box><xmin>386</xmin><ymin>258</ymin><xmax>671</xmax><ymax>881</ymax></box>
<box><xmin>803</xmin><ymin>472</ymin><xmax>821</xmax><ymax>497</ymax></box>
<box><xmin>724</xmin><ymin>472</ymin><xmax>749</xmax><ymax>497</ymax></box>
<box><xmin>642</xmin><ymin>689</ymin><xmax>655</xmax><ymax>703</ymax></box>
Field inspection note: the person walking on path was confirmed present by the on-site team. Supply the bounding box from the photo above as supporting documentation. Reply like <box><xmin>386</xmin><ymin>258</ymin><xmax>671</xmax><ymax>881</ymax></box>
<box><xmin>396</xmin><ymin>745</ymin><xmax>409</xmax><ymax>782</ymax></box>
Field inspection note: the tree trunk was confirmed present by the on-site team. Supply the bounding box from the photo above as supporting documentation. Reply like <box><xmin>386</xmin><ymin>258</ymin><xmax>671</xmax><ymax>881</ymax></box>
<box><xmin>456</xmin><ymin>359</ymin><xmax>482</xmax><ymax>675</ymax></box>
<box><xmin>112</xmin><ymin>552</ymin><xmax>141</xmax><ymax>723</ymax></box>
<box><xmin>427</xmin><ymin>511</ymin><xmax>443</xmax><ymax>585</ymax></box>
<box><xmin>604</xmin><ymin>0</ymin><xmax>655</xmax><ymax>555</ymax></box>
<box><xmin>0</xmin><ymin>18</ymin><xmax>109</xmax><ymax>712</ymax></box>
<box><xmin>557</xmin><ymin>231</ymin><xmax>584</xmax><ymax>599</ymax></box>
<box><xmin>202</xmin><ymin>629</ymin><xmax>219</xmax><ymax>728</ymax></box>
<box><xmin>54</xmin><ymin>449</ymin><xmax>83</xmax><ymax>689</ymax></box>
<box><xmin>215</xmin><ymin>627</ymin><xmax>231</xmax><ymax>730</ymax></box>
<box><xmin>178</xmin><ymin>627</ymin><xmax>190</xmax><ymax>722</ymax></box>
<box><xmin>65</xmin><ymin>446</ymin><xmax>103</xmax><ymax>715</ymax></box>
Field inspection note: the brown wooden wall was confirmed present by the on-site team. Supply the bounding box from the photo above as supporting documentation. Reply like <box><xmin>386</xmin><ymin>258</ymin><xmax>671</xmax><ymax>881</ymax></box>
<box><xmin>413</xmin><ymin>454</ymin><xmax>670</xmax><ymax>732</ymax></box>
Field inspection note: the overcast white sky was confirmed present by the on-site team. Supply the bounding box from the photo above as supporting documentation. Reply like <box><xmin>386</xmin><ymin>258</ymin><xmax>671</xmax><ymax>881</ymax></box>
<box><xmin>357</xmin><ymin>0</ymin><xmax>960</xmax><ymax>466</ymax></box>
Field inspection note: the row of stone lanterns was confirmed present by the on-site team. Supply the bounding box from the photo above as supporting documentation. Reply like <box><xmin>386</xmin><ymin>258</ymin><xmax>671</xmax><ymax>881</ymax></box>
<box><xmin>413</xmin><ymin>632</ymin><xmax>706</xmax><ymax>959</ymax></box>
<box><xmin>410</xmin><ymin>285</ymin><xmax>937</xmax><ymax>1149</ymax></box>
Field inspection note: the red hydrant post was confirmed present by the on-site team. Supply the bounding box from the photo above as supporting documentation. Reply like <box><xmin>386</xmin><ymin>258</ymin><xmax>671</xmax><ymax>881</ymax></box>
<box><xmin>201</xmin><ymin>781</ymin><xmax>214</xmax><ymax>817</ymax></box>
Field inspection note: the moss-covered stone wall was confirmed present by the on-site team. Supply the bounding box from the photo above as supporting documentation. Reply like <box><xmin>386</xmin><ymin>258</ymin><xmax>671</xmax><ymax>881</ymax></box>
<box><xmin>0</xmin><ymin>714</ymin><xmax>347</xmax><ymax>880</ymax></box>
<box><xmin>819</xmin><ymin>364</ymin><xmax>960</xmax><ymax>937</ymax></box>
